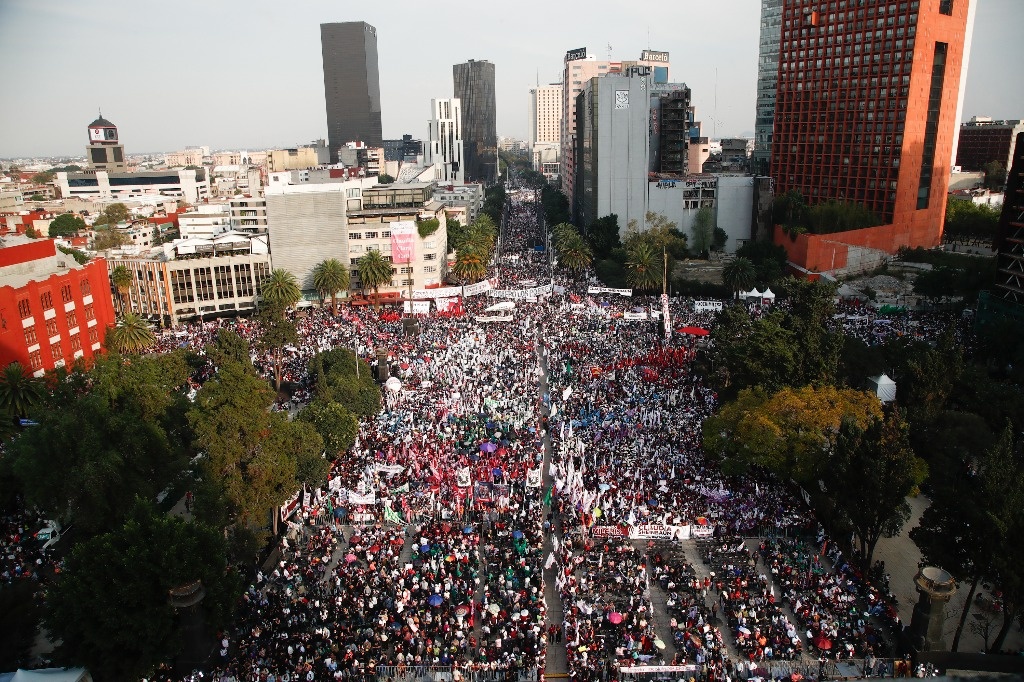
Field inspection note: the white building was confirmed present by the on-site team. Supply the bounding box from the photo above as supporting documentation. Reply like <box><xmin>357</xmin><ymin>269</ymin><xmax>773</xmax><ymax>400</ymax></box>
<box><xmin>433</xmin><ymin>183</ymin><xmax>483</xmax><ymax>224</ymax></box>
<box><xmin>529</xmin><ymin>84</ymin><xmax>562</xmax><ymax>175</ymax></box>
<box><xmin>646</xmin><ymin>175</ymin><xmax>755</xmax><ymax>253</ymax></box>
<box><xmin>230</xmin><ymin>196</ymin><xmax>268</xmax><ymax>234</ymax></box>
<box><xmin>178</xmin><ymin>204</ymin><xmax>232</xmax><ymax>240</ymax></box>
<box><xmin>55</xmin><ymin>169</ymin><xmax>209</xmax><ymax>204</ymax></box>
<box><xmin>425</xmin><ymin>99</ymin><xmax>464</xmax><ymax>185</ymax></box>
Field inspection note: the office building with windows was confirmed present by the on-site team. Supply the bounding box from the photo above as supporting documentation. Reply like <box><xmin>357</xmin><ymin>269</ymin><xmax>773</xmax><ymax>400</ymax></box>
<box><xmin>753</xmin><ymin>0</ymin><xmax>783</xmax><ymax>176</ymax></box>
<box><xmin>956</xmin><ymin>117</ymin><xmax>1024</xmax><ymax>173</ymax></box>
<box><xmin>425</xmin><ymin>98</ymin><xmax>464</xmax><ymax>185</ymax></box>
<box><xmin>769</xmin><ymin>0</ymin><xmax>974</xmax><ymax>264</ymax></box>
<box><xmin>453</xmin><ymin>60</ymin><xmax>497</xmax><ymax>184</ymax></box>
<box><xmin>321</xmin><ymin>22</ymin><xmax>383</xmax><ymax>161</ymax></box>
<box><xmin>529</xmin><ymin>84</ymin><xmax>563</xmax><ymax>176</ymax></box>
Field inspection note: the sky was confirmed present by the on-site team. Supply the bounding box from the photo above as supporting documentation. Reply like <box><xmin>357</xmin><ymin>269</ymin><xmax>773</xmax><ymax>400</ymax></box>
<box><xmin>0</xmin><ymin>0</ymin><xmax>1021</xmax><ymax>158</ymax></box>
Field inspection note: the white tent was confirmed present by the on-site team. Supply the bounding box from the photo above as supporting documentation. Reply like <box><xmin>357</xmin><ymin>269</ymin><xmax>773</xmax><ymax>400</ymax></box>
<box><xmin>745</xmin><ymin>288</ymin><xmax>762</xmax><ymax>299</ymax></box>
<box><xmin>6</xmin><ymin>670</ymin><xmax>92</xmax><ymax>682</ymax></box>
<box><xmin>761</xmin><ymin>288</ymin><xmax>776</xmax><ymax>300</ymax></box>
<box><xmin>867</xmin><ymin>374</ymin><xmax>897</xmax><ymax>403</ymax></box>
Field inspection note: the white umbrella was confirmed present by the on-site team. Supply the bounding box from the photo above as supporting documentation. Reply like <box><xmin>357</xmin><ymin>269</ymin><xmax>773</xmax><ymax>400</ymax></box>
<box><xmin>385</xmin><ymin>377</ymin><xmax>402</xmax><ymax>392</ymax></box>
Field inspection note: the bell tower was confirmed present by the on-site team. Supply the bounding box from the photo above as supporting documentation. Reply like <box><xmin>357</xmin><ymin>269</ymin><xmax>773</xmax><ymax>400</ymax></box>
<box><xmin>86</xmin><ymin>112</ymin><xmax>127</xmax><ymax>172</ymax></box>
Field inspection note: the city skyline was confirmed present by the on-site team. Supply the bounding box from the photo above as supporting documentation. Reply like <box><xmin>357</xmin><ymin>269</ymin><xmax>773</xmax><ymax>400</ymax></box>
<box><xmin>0</xmin><ymin>0</ymin><xmax>1021</xmax><ymax>158</ymax></box>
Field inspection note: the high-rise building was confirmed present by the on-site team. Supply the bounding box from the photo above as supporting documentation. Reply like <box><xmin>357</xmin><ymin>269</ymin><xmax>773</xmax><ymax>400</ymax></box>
<box><xmin>453</xmin><ymin>60</ymin><xmax>497</xmax><ymax>184</ymax></box>
<box><xmin>753</xmin><ymin>0</ymin><xmax>783</xmax><ymax>176</ymax></box>
<box><xmin>993</xmin><ymin>132</ymin><xmax>1024</xmax><ymax>304</ymax></box>
<box><xmin>86</xmin><ymin>115</ymin><xmax>126</xmax><ymax>172</ymax></box>
<box><xmin>649</xmin><ymin>86</ymin><xmax>693</xmax><ymax>175</ymax></box>
<box><xmin>529</xmin><ymin>84</ymin><xmax>563</xmax><ymax>176</ymax></box>
<box><xmin>561</xmin><ymin>49</ymin><xmax>670</xmax><ymax>216</ymax></box>
<box><xmin>575</xmin><ymin>74</ymin><xmax>651</xmax><ymax>232</ymax></box>
<box><xmin>321</xmin><ymin>22</ymin><xmax>383</xmax><ymax>162</ymax></box>
<box><xmin>383</xmin><ymin>135</ymin><xmax>424</xmax><ymax>163</ymax></box>
<box><xmin>769</xmin><ymin>0</ymin><xmax>974</xmax><ymax>252</ymax></box>
<box><xmin>956</xmin><ymin>117</ymin><xmax>1024</xmax><ymax>173</ymax></box>
<box><xmin>425</xmin><ymin>98</ymin><xmax>464</xmax><ymax>185</ymax></box>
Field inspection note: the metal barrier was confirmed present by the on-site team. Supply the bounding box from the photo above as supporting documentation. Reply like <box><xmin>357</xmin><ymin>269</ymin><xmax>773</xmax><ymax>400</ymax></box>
<box><xmin>375</xmin><ymin>667</ymin><xmax>538</xmax><ymax>682</ymax></box>
<box><xmin>745</xmin><ymin>658</ymin><xmax>898</xmax><ymax>680</ymax></box>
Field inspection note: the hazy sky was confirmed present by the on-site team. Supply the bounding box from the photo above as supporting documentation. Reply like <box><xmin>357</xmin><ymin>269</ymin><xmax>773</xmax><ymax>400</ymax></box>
<box><xmin>0</xmin><ymin>0</ymin><xmax>1021</xmax><ymax>158</ymax></box>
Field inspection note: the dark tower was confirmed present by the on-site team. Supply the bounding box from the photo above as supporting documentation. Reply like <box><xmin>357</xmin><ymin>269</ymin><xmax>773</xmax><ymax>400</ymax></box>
<box><xmin>453</xmin><ymin>60</ymin><xmax>497</xmax><ymax>184</ymax></box>
<box><xmin>321</xmin><ymin>22</ymin><xmax>383</xmax><ymax>163</ymax></box>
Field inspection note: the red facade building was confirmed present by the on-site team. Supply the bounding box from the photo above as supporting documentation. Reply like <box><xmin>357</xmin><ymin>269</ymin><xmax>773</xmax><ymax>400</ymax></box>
<box><xmin>0</xmin><ymin>239</ymin><xmax>117</xmax><ymax>375</ymax></box>
<box><xmin>770</xmin><ymin>0</ymin><xmax>973</xmax><ymax>269</ymax></box>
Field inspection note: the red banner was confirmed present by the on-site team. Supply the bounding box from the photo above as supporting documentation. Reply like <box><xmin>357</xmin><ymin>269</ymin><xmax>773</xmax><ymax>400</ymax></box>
<box><xmin>391</xmin><ymin>221</ymin><xmax>415</xmax><ymax>263</ymax></box>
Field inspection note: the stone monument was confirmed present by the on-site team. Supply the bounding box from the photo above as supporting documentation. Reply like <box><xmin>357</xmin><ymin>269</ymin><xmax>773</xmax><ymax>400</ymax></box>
<box><xmin>910</xmin><ymin>566</ymin><xmax>957</xmax><ymax>651</ymax></box>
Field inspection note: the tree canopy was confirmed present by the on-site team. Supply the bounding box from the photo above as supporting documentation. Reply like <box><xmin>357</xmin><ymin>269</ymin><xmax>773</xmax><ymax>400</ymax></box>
<box><xmin>48</xmin><ymin>213</ymin><xmax>86</xmax><ymax>238</ymax></box>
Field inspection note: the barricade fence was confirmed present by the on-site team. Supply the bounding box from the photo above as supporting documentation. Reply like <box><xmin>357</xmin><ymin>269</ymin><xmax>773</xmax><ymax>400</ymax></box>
<box><xmin>375</xmin><ymin>666</ymin><xmax>538</xmax><ymax>682</ymax></box>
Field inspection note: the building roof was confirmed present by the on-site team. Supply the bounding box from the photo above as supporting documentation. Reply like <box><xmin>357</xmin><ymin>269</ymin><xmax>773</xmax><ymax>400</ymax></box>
<box><xmin>88</xmin><ymin>116</ymin><xmax>115</xmax><ymax>128</ymax></box>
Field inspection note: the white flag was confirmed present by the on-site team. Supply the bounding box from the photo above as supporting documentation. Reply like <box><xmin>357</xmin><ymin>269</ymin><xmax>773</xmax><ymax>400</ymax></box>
<box><xmin>526</xmin><ymin>468</ymin><xmax>542</xmax><ymax>488</ymax></box>
<box><xmin>456</xmin><ymin>467</ymin><xmax>472</xmax><ymax>488</ymax></box>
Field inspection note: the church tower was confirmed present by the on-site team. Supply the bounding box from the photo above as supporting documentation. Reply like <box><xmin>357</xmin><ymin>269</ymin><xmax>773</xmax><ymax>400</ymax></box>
<box><xmin>86</xmin><ymin>113</ymin><xmax>126</xmax><ymax>172</ymax></box>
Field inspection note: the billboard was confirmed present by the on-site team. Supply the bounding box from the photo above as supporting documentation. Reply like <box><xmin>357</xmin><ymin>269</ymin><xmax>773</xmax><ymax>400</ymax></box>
<box><xmin>565</xmin><ymin>47</ymin><xmax>587</xmax><ymax>62</ymax></box>
<box><xmin>390</xmin><ymin>220</ymin><xmax>415</xmax><ymax>263</ymax></box>
<box><xmin>640</xmin><ymin>50</ymin><xmax>669</xmax><ymax>63</ymax></box>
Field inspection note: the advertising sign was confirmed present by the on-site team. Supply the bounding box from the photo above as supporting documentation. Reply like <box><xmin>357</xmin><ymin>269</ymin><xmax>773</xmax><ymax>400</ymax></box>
<box><xmin>640</xmin><ymin>50</ymin><xmax>670</xmax><ymax>63</ymax></box>
<box><xmin>390</xmin><ymin>221</ymin><xmax>416</xmax><ymax>263</ymax></box>
<box><xmin>565</xmin><ymin>47</ymin><xmax>587</xmax><ymax>62</ymax></box>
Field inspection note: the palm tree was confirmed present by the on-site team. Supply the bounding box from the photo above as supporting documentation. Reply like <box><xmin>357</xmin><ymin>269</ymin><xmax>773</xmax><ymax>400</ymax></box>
<box><xmin>722</xmin><ymin>257</ymin><xmax>757</xmax><ymax>299</ymax></box>
<box><xmin>556</xmin><ymin>231</ymin><xmax>593</xmax><ymax>273</ymax></box>
<box><xmin>625</xmin><ymin>242</ymin><xmax>661</xmax><ymax>291</ymax></box>
<box><xmin>311</xmin><ymin>258</ymin><xmax>350</xmax><ymax>315</ymax></box>
<box><xmin>0</xmin><ymin>362</ymin><xmax>43</xmax><ymax>418</ymax></box>
<box><xmin>109</xmin><ymin>264</ymin><xmax>132</xmax><ymax>313</ymax></box>
<box><xmin>107</xmin><ymin>312</ymin><xmax>156</xmax><ymax>355</ymax></box>
<box><xmin>356</xmin><ymin>250</ymin><xmax>394</xmax><ymax>310</ymax></box>
<box><xmin>453</xmin><ymin>246</ymin><xmax>488</xmax><ymax>283</ymax></box>
<box><xmin>260</xmin><ymin>268</ymin><xmax>301</xmax><ymax>313</ymax></box>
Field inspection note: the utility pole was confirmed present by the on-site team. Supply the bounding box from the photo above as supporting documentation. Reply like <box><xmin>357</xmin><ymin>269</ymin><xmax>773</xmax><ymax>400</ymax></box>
<box><xmin>354</xmin><ymin>337</ymin><xmax>360</xmax><ymax>379</ymax></box>
<box><xmin>662</xmin><ymin>246</ymin><xmax>668</xmax><ymax>297</ymax></box>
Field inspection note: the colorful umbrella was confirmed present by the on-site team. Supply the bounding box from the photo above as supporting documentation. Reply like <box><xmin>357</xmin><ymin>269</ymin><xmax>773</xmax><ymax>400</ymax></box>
<box><xmin>608</xmin><ymin>612</ymin><xmax>623</xmax><ymax>624</ymax></box>
<box><xmin>429</xmin><ymin>594</ymin><xmax>444</xmax><ymax>607</ymax></box>
<box><xmin>344</xmin><ymin>553</ymin><xmax>357</xmax><ymax>564</ymax></box>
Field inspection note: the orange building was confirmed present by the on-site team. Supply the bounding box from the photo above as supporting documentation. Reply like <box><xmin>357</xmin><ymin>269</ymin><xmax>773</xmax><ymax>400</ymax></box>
<box><xmin>769</xmin><ymin>0</ymin><xmax>973</xmax><ymax>269</ymax></box>
<box><xmin>0</xmin><ymin>239</ymin><xmax>117</xmax><ymax>375</ymax></box>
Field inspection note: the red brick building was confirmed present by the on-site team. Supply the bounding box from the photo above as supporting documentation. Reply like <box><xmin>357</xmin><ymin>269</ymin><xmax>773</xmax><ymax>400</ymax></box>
<box><xmin>770</xmin><ymin>0</ymin><xmax>973</xmax><ymax>269</ymax></box>
<box><xmin>0</xmin><ymin>238</ymin><xmax>117</xmax><ymax>375</ymax></box>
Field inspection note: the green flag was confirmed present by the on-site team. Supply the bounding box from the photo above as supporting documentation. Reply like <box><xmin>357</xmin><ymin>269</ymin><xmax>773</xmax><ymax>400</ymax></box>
<box><xmin>543</xmin><ymin>484</ymin><xmax>553</xmax><ymax>507</ymax></box>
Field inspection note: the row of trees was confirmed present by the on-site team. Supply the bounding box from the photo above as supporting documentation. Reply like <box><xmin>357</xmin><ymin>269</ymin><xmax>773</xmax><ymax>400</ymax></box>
<box><xmin>773</xmin><ymin>190</ymin><xmax>882</xmax><ymax>238</ymax></box>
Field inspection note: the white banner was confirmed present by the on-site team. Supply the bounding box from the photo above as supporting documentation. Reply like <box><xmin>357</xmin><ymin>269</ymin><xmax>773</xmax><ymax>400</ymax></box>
<box><xmin>691</xmin><ymin>524</ymin><xmax>715</xmax><ymax>538</ymax></box>
<box><xmin>487</xmin><ymin>283</ymin><xmax>553</xmax><ymax>300</ymax></box>
<box><xmin>623</xmin><ymin>311</ymin><xmax>648</xmax><ymax>321</ymax></box>
<box><xmin>374</xmin><ymin>464</ymin><xmax>405</xmax><ymax>475</ymax></box>
<box><xmin>347</xmin><ymin>491</ymin><xmax>377</xmax><ymax>505</ymax></box>
<box><xmin>562</xmin><ymin>386</ymin><xmax>572</xmax><ymax>400</ymax></box>
<box><xmin>588</xmin><ymin>286</ymin><xmax>633</xmax><ymax>297</ymax></box>
<box><xmin>627</xmin><ymin>524</ymin><xmax>688</xmax><ymax>540</ymax></box>
<box><xmin>412</xmin><ymin>286</ymin><xmax>461</xmax><ymax>300</ymax></box>
<box><xmin>694</xmin><ymin>300</ymin><xmax>724</xmax><ymax>313</ymax></box>
<box><xmin>435</xmin><ymin>297</ymin><xmax>459</xmax><ymax>312</ymax></box>
<box><xmin>279</xmin><ymin>490</ymin><xmax>301</xmax><ymax>522</ymax></box>
<box><xmin>463</xmin><ymin>279</ymin><xmax>493</xmax><ymax>296</ymax></box>
<box><xmin>620</xmin><ymin>666</ymin><xmax>699</xmax><ymax>675</ymax></box>
<box><xmin>475</xmin><ymin>314</ymin><xmax>513</xmax><ymax>323</ymax></box>
<box><xmin>526</xmin><ymin>468</ymin><xmax>542</xmax><ymax>488</ymax></box>
<box><xmin>403</xmin><ymin>300</ymin><xmax>431</xmax><ymax>315</ymax></box>
<box><xmin>456</xmin><ymin>467</ymin><xmax>472</xmax><ymax>487</ymax></box>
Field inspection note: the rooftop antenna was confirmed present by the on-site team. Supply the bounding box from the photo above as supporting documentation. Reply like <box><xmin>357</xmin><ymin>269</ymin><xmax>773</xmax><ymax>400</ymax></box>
<box><xmin>607</xmin><ymin>43</ymin><xmax>612</xmax><ymax>61</ymax></box>
<box><xmin>647</xmin><ymin>26</ymin><xmax>651</xmax><ymax>49</ymax></box>
<box><xmin>536</xmin><ymin>68</ymin><xmax>539</xmax><ymax>88</ymax></box>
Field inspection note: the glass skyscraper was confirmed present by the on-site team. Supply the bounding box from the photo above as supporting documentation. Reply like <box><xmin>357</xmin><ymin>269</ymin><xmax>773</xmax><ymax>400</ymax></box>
<box><xmin>321</xmin><ymin>22</ymin><xmax>383</xmax><ymax>162</ymax></box>
<box><xmin>752</xmin><ymin>0</ymin><xmax>782</xmax><ymax>177</ymax></box>
<box><xmin>453</xmin><ymin>60</ymin><xmax>497</xmax><ymax>184</ymax></box>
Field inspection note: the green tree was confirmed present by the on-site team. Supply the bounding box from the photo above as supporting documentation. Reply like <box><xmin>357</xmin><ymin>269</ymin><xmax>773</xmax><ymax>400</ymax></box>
<box><xmin>44</xmin><ymin>501</ymin><xmax>240</xmax><ymax>680</ymax></box>
<box><xmin>453</xmin><ymin>245</ymin><xmax>488</xmax><ymax>283</ymax></box>
<box><xmin>703</xmin><ymin>384</ymin><xmax>883</xmax><ymax>482</ymax></box>
<box><xmin>188</xmin><ymin>361</ymin><xmax>304</xmax><ymax>529</ymax></box>
<box><xmin>983</xmin><ymin>160</ymin><xmax>1007</xmax><ymax>191</ymax></box>
<box><xmin>482</xmin><ymin>183</ymin><xmax>507</xmax><ymax>224</ymax></box>
<box><xmin>784</xmin><ymin>279</ymin><xmax>843</xmax><ymax>387</ymax></box>
<box><xmin>0</xmin><ymin>362</ymin><xmax>43</xmax><ymax>418</ymax></box>
<box><xmin>296</xmin><ymin>399</ymin><xmax>359</xmax><ymax>459</ymax></box>
<box><xmin>735</xmin><ymin>240</ymin><xmax>788</xmax><ymax>284</ymax></box>
<box><xmin>311</xmin><ymin>258</ymin><xmax>350</xmax><ymax>315</ymax></box>
<box><xmin>624</xmin><ymin>241</ymin><xmax>662</xmax><ymax>291</ymax></box>
<box><xmin>690</xmin><ymin>206</ymin><xmax>715</xmax><ymax>257</ymax></box>
<box><xmin>208</xmin><ymin>328</ymin><xmax>255</xmax><ymax>371</ymax></box>
<box><xmin>416</xmin><ymin>217</ymin><xmax>440</xmax><ymax>239</ymax></box>
<box><xmin>0</xmin><ymin>582</ymin><xmax>40</xmax><ymax>670</ymax></box>
<box><xmin>109</xmin><ymin>264</ymin><xmax>133</xmax><ymax>313</ymax></box>
<box><xmin>257</xmin><ymin>302</ymin><xmax>298</xmax><ymax>392</ymax></box>
<box><xmin>308</xmin><ymin>348</ymin><xmax>381</xmax><ymax>417</ymax></box>
<box><xmin>541</xmin><ymin>186</ymin><xmax>572</xmax><ymax>226</ymax></box>
<box><xmin>772</xmin><ymin>190</ymin><xmax>807</xmax><ymax>236</ymax></box>
<box><xmin>586</xmin><ymin>214</ymin><xmax>621</xmax><ymax>259</ymax></box>
<box><xmin>57</xmin><ymin>245</ymin><xmax>89</xmax><ymax>265</ymax></box>
<box><xmin>107</xmin><ymin>312</ymin><xmax>156</xmax><ymax>355</ymax></box>
<box><xmin>48</xmin><ymin>213</ymin><xmax>86</xmax><ymax>238</ymax></box>
<box><xmin>260</xmin><ymin>268</ymin><xmax>301</xmax><ymax>312</ymax></box>
<box><xmin>824</xmin><ymin>409</ymin><xmax>927</xmax><ymax>574</ymax></box>
<box><xmin>377</xmin><ymin>173</ymin><xmax>396</xmax><ymax>184</ymax></box>
<box><xmin>711</xmin><ymin>227</ymin><xmax>729</xmax><ymax>252</ymax></box>
<box><xmin>722</xmin><ymin>257</ymin><xmax>756</xmax><ymax>298</ymax></box>
<box><xmin>23</xmin><ymin>226</ymin><xmax>39</xmax><ymax>239</ymax></box>
<box><xmin>552</xmin><ymin>223</ymin><xmax>593</xmax><ymax>272</ymax></box>
<box><xmin>356</xmin><ymin>250</ymin><xmax>395</xmax><ymax>308</ymax></box>
<box><xmin>92</xmin><ymin>227</ymin><xmax>128</xmax><ymax>250</ymax></box>
<box><xmin>32</xmin><ymin>171</ymin><xmax>55</xmax><ymax>185</ymax></box>
<box><xmin>94</xmin><ymin>202</ymin><xmax>131</xmax><ymax>226</ymax></box>
<box><xmin>704</xmin><ymin>307</ymin><xmax>797</xmax><ymax>395</ymax></box>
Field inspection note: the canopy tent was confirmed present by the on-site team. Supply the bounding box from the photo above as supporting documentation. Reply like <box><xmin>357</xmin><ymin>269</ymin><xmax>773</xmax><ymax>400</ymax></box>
<box><xmin>867</xmin><ymin>374</ymin><xmax>897</xmax><ymax>403</ymax></box>
<box><xmin>761</xmin><ymin>288</ymin><xmax>776</xmax><ymax>300</ymax></box>
<box><xmin>741</xmin><ymin>288</ymin><xmax>762</xmax><ymax>299</ymax></box>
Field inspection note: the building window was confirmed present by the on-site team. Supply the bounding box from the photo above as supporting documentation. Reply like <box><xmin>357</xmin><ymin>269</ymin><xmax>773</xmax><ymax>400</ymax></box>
<box><xmin>84</xmin><ymin>304</ymin><xmax>95</xmax><ymax>320</ymax></box>
<box><xmin>24</xmin><ymin>327</ymin><xmax>38</xmax><ymax>346</ymax></box>
<box><xmin>17</xmin><ymin>299</ymin><xmax>31</xmax><ymax>319</ymax></box>
<box><xmin>45</xmin><ymin>319</ymin><xmax>58</xmax><ymax>337</ymax></box>
<box><xmin>364</xmin><ymin>231</ymin><xmax>378</xmax><ymax>239</ymax></box>
<box><xmin>66</xmin><ymin>310</ymin><xmax>78</xmax><ymax>328</ymax></box>
<box><xmin>424</xmin><ymin>266</ymin><xmax>437</xmax><ymax>273</ymax></box>
<box><xmin>381</xmin><ymin>231</ymin><xmax>391</xmax><ymax>238</ymax></box>
<box><xmin>40</xmin><ymin>292</ymin><xmax>53</xmax><ymax>309</ymax></box>
<box><xmin>349</xmin><ymin>232</ymin><xmax>362</xmax><ymax>239</ymax></box>
<box><xmin>28</xmin><ymin>350</ymin><xmax>42</xmax><ymax>371</ymax></box>
<box><xmin>939</xmin><ymin>0</ymin><xmax>952</xmax><ymax>15</ymax></box>
<box><xmin>88</xmin><ymin>328</ymin><xmax>99</xmax><ymax>343</ymax></box>
<box><xmin>50</xmin><ymin>342</ymin><xmax>62</xmax><ymax>361</ymax></box>
<box><xmin>60</xmin><ymin>284</ymin><xmax>73</xmax><ymax>303</ymax></box>
<box><xmin>80</xmin><ymin>278</ymin><xmax>92</xmax><ymax>295</ymax></box>
<box><xmin>424</xmin><ymin>253</ymin><xmax>437</xmax><ymax>261</ymax></box>
<box><xmin>233</xmin><ymin>263</ymin><xmax>253</xmax><ymax>298</ymax></box>
<box><xmin>70</xmin><ymin>335</ymin><xmax>82</xmax><ymax>352</ymax></box>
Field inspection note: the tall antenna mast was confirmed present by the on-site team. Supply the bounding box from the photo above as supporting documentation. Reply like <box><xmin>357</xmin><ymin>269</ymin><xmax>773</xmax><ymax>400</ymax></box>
<box><xmin>607</xmin><ymin>43</ymin><xmax>612</xmax><ymax>61</ymax></box>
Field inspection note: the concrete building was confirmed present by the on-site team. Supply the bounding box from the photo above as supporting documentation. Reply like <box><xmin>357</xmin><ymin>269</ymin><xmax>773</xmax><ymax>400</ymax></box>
<box><xmin>575</xmin><ymin>74</ymin><xmax>651</xmax><ymax>232</ymax></box>
<box><xmin>649</xmin><ymin>85</ymin><xmax>693</xmax><ymax>175</ymax></box>
<box><xmin>321</xmin><ymin>22</ymin><xmax>383</xmax><ymax>161</ymax></box>
<box><xmin>647</xmin><ymin>175</ymin><xmax>760</xmax><ymax>254</ymax></box>
<box><xmin>770</xmin><ymin>0</ymin><xmax>975</xmax><ymax>259</ymax></box>
<box><xmin>955</xmin><ymin>117</ymin><xmax>1024</xmax><ymax>173</ymax></box>
<box><xmin>529</xmin><ymin>83</ymin><xmax>563</xmax><ymax>176</ymax></box>
<box><xmin>453</xmin><ymin>60</ymin><xmax>497</xmax><ymax>184</ymax></box>
<box><xmin>383</xmin><ymin>135</ymin><xmax>424</xmax><ymax>163</ymax></box>
<box><xmin>0</xmin><ymin>237</ymin><xmax>116</xmax><ymax>376</ymax></box>
<box><xmin>164</xmin><ymin>147</ymin><xmax>207</xmax><ymax>168</ymax></box>
<box><xmin>433</xmin><ymin>183</ymin><xmax>483</xmax><ymax>224</ymax></box>
<box><xmin>753</xmin><ymin>0</ymin><xmax>783</xmax><ymax>176</ymax></box>
<box><xmin>266</xmin><ymin>142</ymin><xmax>330</xmax><ymax>173</ymax></box>
<box><xmin>86</xmin><ymin>115</ymin><xmax>126</xmax><ymax>172</ymax></box>
<box><xmin>105</xmin><ymin>232</ymin><xmax>271</xmax><ymax>327</ymax></box>
<box><xmin>178</xmin><ymin>204</ymin><xmax>231</xmax><ymax>240</ymax></box>
<box><xmin>230</xmin><ymin>196</ymin><xmax>268</xmax><ymax>234</ymax></box>
<box><xmin>211</xmin><ymin>165</ymin><xmax>262</xmax><ymax>197</ymax></box>
<box><xmin>425</xmin><ymin>98</ymin><xmax>464</xmax><ymax>185</ymax></box>
<box><xmin>56</xmin><ymin>168</ymin><xmax>209</xmax><ymax>204</ymax></box>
